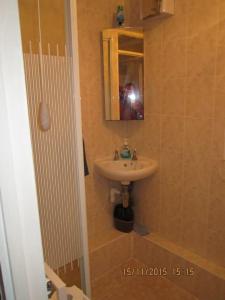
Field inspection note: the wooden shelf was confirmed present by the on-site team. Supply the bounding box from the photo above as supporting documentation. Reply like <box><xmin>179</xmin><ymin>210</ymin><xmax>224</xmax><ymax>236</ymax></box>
<box><xmin>118</xmin><ymin>49</ymin><xmax>144</xmax><ymax>58</ymax></box>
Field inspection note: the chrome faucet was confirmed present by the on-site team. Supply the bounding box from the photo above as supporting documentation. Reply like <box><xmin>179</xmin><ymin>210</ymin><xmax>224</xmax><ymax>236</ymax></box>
<box><xmin>132</xmin><ymin>149</ymin><xmax>138</xmax><ymax>160</ymax></box>
<box><xmin>113</xmin><ymin>149</ymin><xmax>120</xmax><ymax>160</ymax></box>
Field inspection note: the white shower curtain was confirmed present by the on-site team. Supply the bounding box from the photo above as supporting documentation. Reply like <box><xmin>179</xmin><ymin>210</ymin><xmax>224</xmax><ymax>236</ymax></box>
<box><xmin>23</xmin><ymin>48</ymin><xmax>82</xmax><ymax>271</ymax></box>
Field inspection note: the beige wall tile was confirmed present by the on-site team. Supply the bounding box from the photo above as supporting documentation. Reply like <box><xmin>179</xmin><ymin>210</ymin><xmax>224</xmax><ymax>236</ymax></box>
<box><xmin>208</xmin><ymin>160</ymin><xmax>225</xmax><ymax>235</ymax></box>
<box><xmin>144</xmin><ymin>79</ymin><xmax>162</xmax><ymax>114</ymax></box>
<box><xmin>217</xmin><ymin>6</ymin><xmax>225</xmax><ymax>76</ymax></box>
<box><xmin>187</xmin><ymin>0</ymin><xmax>220</xmax><ymax>38</ymax></box>
<box><xmin>78</xmin><ymin>0</ymin><xmax>225</xmax><ymax>274</ymax></box>
<box><xmin>144</xmin><ymin>20</ymin><xmax>164</xmax><ymax>47</ymax></box>
<box><xmin>214</xmin><ymin>76</ymin><xmax>225</xmax><ymax>118</ymax></box>
<box><xmin>206</xmin><ymin>229</ymin><xmax>225</xmax><ymax>268</ymax></box>
<box><xmin>161</xmin><ymin>78</ymin><xmax>186</xmax><ymax>116</ymax></box>
<box><xmin>161</xmin><ymin>117</ymin><xmax>184</xmax><ymax>153</ymax></box>
<box><xmin>186</xmin><ymin>75</ymin><xmax>214</xmax><ymax>118</ymax></box>
<box><xmin>133</xmin><ymin>173</ymin><xmax>161</xmax><ymax>232</ymax></box>
<box><xmin>162</xmin><ymin>0</ymin><xmax>188</xmax><ymax>42</ymax></box>
<box><xmin>208</xmin><ymin>196</ymin><xmax>225</xmax><ymax>235</ymax></box>
<box><xmin>145</xmin><ymin>42</ymin><xmax>163</xmax><ymax>81</ymax></box>
<box><xmin>212</xmin><ymin>117</ymin><xmax>225</xmax><ymax>159</ymax></box>
<box><xmin>184</xmin><ymin>118</ymin><xmax>212</xmax><ymax>161</ymax></box>
<box><xmin>124</xmin><ymin>0</ymin><xmax>142</xmax><ymax>27</ymax></box>
<box><xmin>162</xmin><ymin>39</ymin><xmax>187</xmax><ymax>79</ymax></box>
<box><xmin>216</xmin><ymin>46</ymin><xmax>225</xmax><ymax>77</ymax></box>
<box><xmin>127</xmin><ymin>114</ymin><xmax>161</xmax><ymax>154</ymax></box>
<box><xmin>142</xmin><ymin>114</ymin><xmax>161</xmax><ymax>150</ymax></box>
<box><xmin>134</xmin><ymin>0</ymin><xmax>225</xmax><ymax>269</ymax></box>
<box><xmin>183</xmin><ymin>154</ymin><xmax>211</xmax><ymax>197</ymax></box>
<box><xmin>159</xmin><ymin>187</ymin><xmax>182</xmax><ymax>242</ymax></box>
<box><xmin>160</xmin><ymin>151</ymin><xmax>183</xmax><ymax>186</ymax></box>
<box><xmin>181</xmin><ymin>218</ymin><xmax>207</xmax><ymax>257</ymax></box>
<box><xmin>187</xmin><ymin>31</ymin><xmax>217</xmax><ymax>77</ymax></box>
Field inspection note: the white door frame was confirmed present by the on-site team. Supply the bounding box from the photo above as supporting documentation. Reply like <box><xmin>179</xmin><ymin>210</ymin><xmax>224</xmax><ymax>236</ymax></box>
<box><xmin>0</xmin><ymin>192</ymin><xmax>15</xmax><ymax>300</ymax></box>
<box><xmin>69</xmin><ymin>0</ymin><xmax>91</xmax><ymax>296</ymax></box>
<box><xmin>0</xmin><ymin>0</ymin><xmax>47</xmax><ymax>299</ymax></box>
<box><xmin>0</xmin><ymin>0</ymin><xmax>90</xmax><ymax>299</ymax></box>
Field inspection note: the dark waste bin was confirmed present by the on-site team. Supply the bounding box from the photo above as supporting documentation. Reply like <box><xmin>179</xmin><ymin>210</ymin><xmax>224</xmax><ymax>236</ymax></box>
<box><xmin>113</xmin><ymin>203</ymin><xmax>134</xmax><ymax>233</ymax></box>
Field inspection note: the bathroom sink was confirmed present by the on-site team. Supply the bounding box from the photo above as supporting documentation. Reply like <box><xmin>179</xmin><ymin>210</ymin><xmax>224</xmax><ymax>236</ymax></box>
<box><xmin>94</xmin><ymin>157</ymin><xmax>158</xmax><ymax>184</ymax></box>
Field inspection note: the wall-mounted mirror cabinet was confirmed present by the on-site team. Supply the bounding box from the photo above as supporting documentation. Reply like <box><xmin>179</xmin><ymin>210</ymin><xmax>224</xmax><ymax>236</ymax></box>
<box><xmin>102</xmin><ymin>29</ymin><xmax>144</xmax><ymax>120</ymax></box>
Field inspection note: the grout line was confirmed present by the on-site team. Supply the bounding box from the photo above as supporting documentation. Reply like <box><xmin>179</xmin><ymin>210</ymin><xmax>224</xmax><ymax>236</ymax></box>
<box><xmin>142</xmin><ymin>232</ymin><xmax>225</xmax><ymax>281</ymax></box>
<box><xmin>179</xmin><ymin>29</ymin><xmax>189</xmax><ymax>245</ymax></box>
<box><xmin>205</xmin><ymin>4</ymin><xmax>221</xmax><ymax>258</ymax></box>
<box><xmin>90</xmin><ymin>232</ymin><xmax>131</xmax><ymax>253</ymax></box>
<box><xmin>158</xmin><ymin>22</ymin><xmax>164</xmax><ymax>235</ymax></box>
<box><xmin>91</xmin><ymin>257</ymin><xmax>133</xmax><ymax>284</ymax></box>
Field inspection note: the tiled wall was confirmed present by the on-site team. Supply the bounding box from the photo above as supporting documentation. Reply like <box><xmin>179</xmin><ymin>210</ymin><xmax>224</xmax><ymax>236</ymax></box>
<box><xmin>129</xmin><ymin>0</ymin><xmax>225</xmax><ymax>268</ymax></box>
<box><xmin>77</xmin><ymin>0</ymin><xmax>128</xmax><ymax>244</ymax></box>
<box><xmin>77</xmin><ymin>0</ymin><xmax>225</xmax><ymax>269</ymax></box>
<box><xmin>89</xmin><ymin>231</ymin><xmax>225</xmax><ymax>300</ymax></box>
<box><xmin>134</xmin><ymin>233</ymin><xmax>225</xmax><ymax>300</ymax></box>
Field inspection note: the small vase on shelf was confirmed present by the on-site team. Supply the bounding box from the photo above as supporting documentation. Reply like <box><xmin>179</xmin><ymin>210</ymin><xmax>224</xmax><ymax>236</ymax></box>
<box><xmin>116</xmin><ymin>5</ymin><xmax>125</xmax><ymax>27</ymax></box>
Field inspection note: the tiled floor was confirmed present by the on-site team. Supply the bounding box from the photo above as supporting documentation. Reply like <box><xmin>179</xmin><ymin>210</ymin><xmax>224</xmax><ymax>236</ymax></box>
<box><xmin>91</xmin><ymin>260</ymin><xmax>198</xmax><ymax>300</ymax></box>
<box><xmin>57</xmin><ymin>260</ymin><xmax>81</xmax><ymax>288</ymax></box>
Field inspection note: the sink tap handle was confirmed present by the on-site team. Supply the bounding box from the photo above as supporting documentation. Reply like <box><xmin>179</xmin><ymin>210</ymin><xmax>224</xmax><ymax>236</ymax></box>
<box><xmin>132</xmin><ymin>149</ymin><xmax>138</xmax><ymax>160</ymax></box>
<box><xmin>113</xmin><ymin>149</ymin><xmax>120</xmax><ymax>161</ymax></box>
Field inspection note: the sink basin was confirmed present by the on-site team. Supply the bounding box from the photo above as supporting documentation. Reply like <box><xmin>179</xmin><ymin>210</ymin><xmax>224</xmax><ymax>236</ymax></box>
<box><xmin>94</xmin><ymin>157</ymin><xmax>158</xmax><ymax>184</ymax></box>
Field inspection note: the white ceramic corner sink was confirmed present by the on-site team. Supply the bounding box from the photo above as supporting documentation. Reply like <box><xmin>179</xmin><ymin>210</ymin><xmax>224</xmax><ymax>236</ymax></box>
<box><xmin>94</xmin><ymin>157</ymin><xmax>158</xmax><ymax>184</ymax></box>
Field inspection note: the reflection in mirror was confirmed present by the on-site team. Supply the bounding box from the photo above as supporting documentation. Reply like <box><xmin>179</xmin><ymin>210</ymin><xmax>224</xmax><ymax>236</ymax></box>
<box><xmin>102</xmin><ymin>29</ymin><xmax>144</xmax><ymax>121</ymax></box>
<box><xmin>119</xmin><ymin>55</ymin><xmax>144</xmax><ymax>120</ymax></box>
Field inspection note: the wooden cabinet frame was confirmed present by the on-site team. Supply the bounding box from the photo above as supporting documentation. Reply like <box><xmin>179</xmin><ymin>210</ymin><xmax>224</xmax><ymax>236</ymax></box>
<box><xmin>102</xmin><ymin>29</ymin><xmax>144</xmax><ymax>120</ymax></box>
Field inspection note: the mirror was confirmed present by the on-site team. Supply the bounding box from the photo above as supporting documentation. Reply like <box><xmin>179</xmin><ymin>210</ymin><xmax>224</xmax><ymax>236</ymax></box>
<box><xmin>102</xmin><ymin>29</ymin><xmax>144</xmax><ymax>120</ymax></box>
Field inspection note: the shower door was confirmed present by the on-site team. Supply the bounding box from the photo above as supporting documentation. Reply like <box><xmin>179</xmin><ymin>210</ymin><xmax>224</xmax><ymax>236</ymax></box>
<box><xmin>17</xmin><ymin>0</ymin><xmax>90</xmax><ymax>296</ymax></box>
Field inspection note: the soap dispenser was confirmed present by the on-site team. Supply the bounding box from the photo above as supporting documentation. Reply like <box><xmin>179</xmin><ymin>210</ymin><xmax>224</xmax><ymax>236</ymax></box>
<box><xmin>120</xmin><ymin>138</ymin><xmax>131</xmax><ymax>159</ymax></box>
